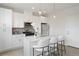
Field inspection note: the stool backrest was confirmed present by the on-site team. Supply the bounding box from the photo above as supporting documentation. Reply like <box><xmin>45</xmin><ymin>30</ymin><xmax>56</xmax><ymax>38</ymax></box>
<box><xmin>37</xmin><ymin>36</ymin><xmax>50</xmax><ymax>47</ymax></box>
<box><xmin>50</xmin><ymin>36</ymin><xmax>57</xmax><ymax>43</ymax></box>
<box><xmin>57</xmin><ymin>35</ymin><xmax>64</xmax><ymax>41</ymax></box>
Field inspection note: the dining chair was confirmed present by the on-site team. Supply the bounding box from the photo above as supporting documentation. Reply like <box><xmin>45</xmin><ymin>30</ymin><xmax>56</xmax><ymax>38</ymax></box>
<box><xmin>57</xmin><ymin>35</ymin><xmax>66</xmax><ymax>56</ymax></box>
<box><xmin>49</xmin><ymin>36</ymin><xmax>58</xmax><ymax>56</ymax></box>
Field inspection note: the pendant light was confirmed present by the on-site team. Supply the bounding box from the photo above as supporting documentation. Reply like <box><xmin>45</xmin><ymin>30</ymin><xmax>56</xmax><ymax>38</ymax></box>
<box><xmin>53</xmin><ymin>3</ymin><xmax>56</xmax><ymax>19</ymax></box>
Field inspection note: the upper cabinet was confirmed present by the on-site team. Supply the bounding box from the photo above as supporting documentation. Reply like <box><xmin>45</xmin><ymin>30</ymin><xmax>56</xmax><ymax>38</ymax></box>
<box><xmin>12</xmin><ymin>11</ymin><xmax>24</xmax><ymax>28</ymax></box>
<box><xmin>0</xmin><ymin>8</ymin><xmax>12</xmax><ymax>33</ymax></box>
<box><xmin>0</xmin><ymin>7</ymin><xmax>12</xmax><ymax>50</ymax></box>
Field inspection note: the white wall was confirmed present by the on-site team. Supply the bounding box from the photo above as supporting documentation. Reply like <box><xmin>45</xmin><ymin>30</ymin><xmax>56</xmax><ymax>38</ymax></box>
<box><xmin>55</xmin><ymin>6</ymin><xmax>79</xmax><ymax>48</ymax></box>
<box><xmin>49</xmin><ymin>16</ymin><xmax>65</xmax><ymax>36</ymax></box>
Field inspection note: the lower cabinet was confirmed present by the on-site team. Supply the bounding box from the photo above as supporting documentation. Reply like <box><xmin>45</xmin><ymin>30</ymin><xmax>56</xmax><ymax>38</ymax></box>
<box><xmin>12</xmin><ymin>35</ymin><xmax>24</xmax><ymax>49</ymax></box>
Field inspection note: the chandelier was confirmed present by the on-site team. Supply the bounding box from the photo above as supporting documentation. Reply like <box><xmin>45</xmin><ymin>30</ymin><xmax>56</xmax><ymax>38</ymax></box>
<box><xmin>52</xmin><ymin>3</ymin><xmax>56</xmax><ymax>19</ymax></box>
<box><xmin>32</xmin><ymin>7</ymin><xmax>48</xmax><ymax>17</ymax></box>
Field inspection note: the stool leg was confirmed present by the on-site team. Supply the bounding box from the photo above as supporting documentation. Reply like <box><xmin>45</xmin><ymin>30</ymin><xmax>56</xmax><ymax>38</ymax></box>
<box><xmin>42</xmin><ymin>48</ymin><xmax>44</xmax><ymax>56</ymax></box>
<box><xmin>61</xmin><ymin>41</ymin><xmax>63</xmax><ymax>56</ymax></box>
<box><xmin>57</xmin><ymin>43</ymin><xmax>59</xmax><ymax>55</ymax></box>
<box><xmin>33</xmin><ymin>48</ymin><xmax>34</xmax><ymax>56</ymax></box>
<box><xmin>63</xmin><ymin>40</ymin><xmax>66</xmax><ymax>54</ymax></box>
<box><xmin>49</xmin><ymin>47</ymin><xmax>51</xmax><ymax>56</ymax></box>
<box><xmin>50</xmin><ymin>47</ymin><xmax>51</xmax><ymax>56</ymax></box>
<box><xmin>48</xmin><ymin>46</ymin><xmax>49</xmax><ymax>56</ymax></box>
<box><xmin>54</xmin><ymin>43</ymin><xmax>55</xmax><ymax>55</ymax></box>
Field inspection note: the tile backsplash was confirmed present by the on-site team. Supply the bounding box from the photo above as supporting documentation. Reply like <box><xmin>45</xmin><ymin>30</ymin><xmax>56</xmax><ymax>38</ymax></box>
<box><xmin>12</xmin><ymin>28</ymin><xmax>24</xmax><ymax>34</ymax></box>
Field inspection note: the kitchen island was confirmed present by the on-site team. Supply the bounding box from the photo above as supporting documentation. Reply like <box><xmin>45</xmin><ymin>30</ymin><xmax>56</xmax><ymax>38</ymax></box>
<box><xmin>23</xmin><ymin>36</ymin><xmax>38</xmax><ymax>56</ymax></box>
<box><xmin>23</xmin><ymin>36</ymin><xmax>50</xmax><ymax>56</ymax></box>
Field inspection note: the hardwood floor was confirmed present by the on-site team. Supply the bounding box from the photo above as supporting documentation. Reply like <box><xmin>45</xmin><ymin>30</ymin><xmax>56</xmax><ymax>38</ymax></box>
<box><xmin>0</xmin><ymin>48</ymin><xmax>24</xmax><ymax>56</ymax></box>
<box><xmin>0</xmin><ymin>46</ymin><xmax>79</xmax><ymax>56</ymax></box>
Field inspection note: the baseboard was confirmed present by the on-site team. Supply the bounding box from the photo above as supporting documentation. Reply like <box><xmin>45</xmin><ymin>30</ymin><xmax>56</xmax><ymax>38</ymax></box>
<box><xmin>0</xmin><ymin>46</ymin><xmax>23</xmax><ymax>54</ymax></box>
<box><xmin>63</xmin><ymin>43</ymin><xmax>79</xmax><ymax>49</ymax></box>
<box><xmin>66</xmin><ymin>45</ymin><xmax>79</xmax><ymax>49</ymax></box>
<box><xmin>58</xmin><ymin>43</ymin><xmax>79</xmax><ymax>49</ymax></box>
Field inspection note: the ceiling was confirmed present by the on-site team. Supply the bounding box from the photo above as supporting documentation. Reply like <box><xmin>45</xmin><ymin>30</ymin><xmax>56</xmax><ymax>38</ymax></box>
<box><xmin>0</xmin><ymin>3</ymin><xmax>79</xmax><ymax>14</ymax></box>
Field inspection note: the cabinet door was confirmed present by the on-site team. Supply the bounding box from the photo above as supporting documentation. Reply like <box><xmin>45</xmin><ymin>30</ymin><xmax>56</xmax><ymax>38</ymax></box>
<box><xmin>13</xmin><ymin>12</ymin><xmax>24</xmax><ymax>28</ymax></box>
<box><xmin>12</xmin><ymin>35</ymin><xmax>23</xmax><ymax>48</ymax></box>
<box><xmin>0</xmin><ymin>8</ymin><xmax>12</xmax><ymax>50</ymax></box>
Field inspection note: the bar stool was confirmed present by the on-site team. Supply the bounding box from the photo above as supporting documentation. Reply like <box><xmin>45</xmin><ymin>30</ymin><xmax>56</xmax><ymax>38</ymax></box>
<box><xmin>49</xmin><ymin>36</ymin><xmax>58</xmax><ymax>56</ymax></box>
<box><xmin>32</xmin><ymin>37</ymin><xmax>50</xmax><ymax>56</ymax></box>
<box><xmin>57</xmin><ymin>35</ymin><xmax>66</xmax><ymax>56</ymax></box>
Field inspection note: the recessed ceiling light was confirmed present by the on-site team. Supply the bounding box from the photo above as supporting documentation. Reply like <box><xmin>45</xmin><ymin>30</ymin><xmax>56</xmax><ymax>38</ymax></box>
<box><xmin>32</xmin><ymin>7</ymin><xmax>35</xmax><ymax>10</ymax></box>
<box><xmin>38</xmin><ymin>11</ymin><xmax>42</xmax><ymax>15</ymax></box>
<box><xmin>53</xmin><ymin>15</ymin><xmax>56</xmax><ymax>18</ymax></box>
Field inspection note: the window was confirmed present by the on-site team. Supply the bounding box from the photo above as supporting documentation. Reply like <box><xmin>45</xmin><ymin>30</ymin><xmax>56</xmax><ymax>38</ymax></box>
<box><xmin>41</xmin><ymin>23</ymin><xmax>49</xmax><ymax>36</ymax></box>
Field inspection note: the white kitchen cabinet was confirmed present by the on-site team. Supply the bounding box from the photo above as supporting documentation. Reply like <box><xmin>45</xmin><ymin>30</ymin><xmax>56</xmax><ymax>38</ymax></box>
<box><xmin>0</xmin><ymin>8</ymin><xmax>24</xmax><ymax>52</ymax></box>
<box><xmin>0</xmin><ymin>8</ymin><xmax>12</xmax><ymax>52</ymax></box>
<box><xmin>12</xmin><ymin>34</ymin><xmax>24</xmax><ymax>48</ymax></box>
<box><xmin>13</xmin><ymin>12</ymin><xmax>24</xmax><ymax>28</ymax></box>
